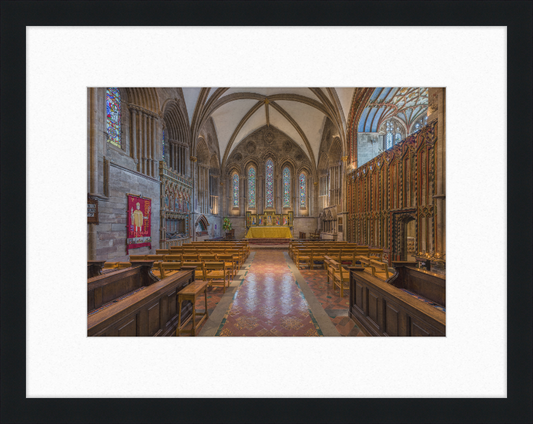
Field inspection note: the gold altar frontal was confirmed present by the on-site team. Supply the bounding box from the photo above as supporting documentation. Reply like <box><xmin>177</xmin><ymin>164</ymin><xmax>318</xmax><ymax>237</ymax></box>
<box><xmin>245</xmin><ymin>226</ymin><xmax>292</xmax><ymax>239</ymax></box>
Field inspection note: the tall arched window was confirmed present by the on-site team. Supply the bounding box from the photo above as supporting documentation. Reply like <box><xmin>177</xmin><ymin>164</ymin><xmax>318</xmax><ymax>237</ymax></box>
<box><xmin>386</xmin><ymin>121</ymin><xmax>393</xmax><ymax>149</ymax></box>
<box><xmin>248</xmin><ymin>166</ymin><xmax>256</xmax><ymax>209</ymax></box>
<box><xmin>232</xmin><ymin>172</ymin><xmax>239</xmax><ymax>208</ymax></box>
<box><xmin>265</xmin><ymin>159</ymin><xmax>274</xmax><ymax>208</ymax></box>
<box><xmin>106</xmin><ymin>88</ymin><xmax>121</xmax><ymax>147</ymax></box>
<box><xmin>395</xmin><ymin>130</ymin><xmax>401</xmax><ymax>144</ymax></box>
<box><xmin>299</xmin><ymin>173</ymin><xmax>306</xmax><ymax>209</ymax></box>
<box><xmin>282</xmin><ymin>167</ymin><xmax>291</xmax><ymax>208</ymax></box>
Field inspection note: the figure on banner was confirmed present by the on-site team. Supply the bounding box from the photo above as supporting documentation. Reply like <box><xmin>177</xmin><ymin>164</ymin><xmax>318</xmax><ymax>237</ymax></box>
<box><xmin>267</xmin><ymin>215</ymin><xmax>272</xmax><ymax>226</ymax></box>
<box><xmin>131</xmin><ymin>202</ymin><xmax>144</xmax><ymax>236</ymax></box>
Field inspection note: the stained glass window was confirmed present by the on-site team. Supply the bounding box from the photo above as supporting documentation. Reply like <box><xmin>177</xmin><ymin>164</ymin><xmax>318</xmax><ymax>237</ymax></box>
<box><xmin>106</xmin><ymin>88</ymin><xmax>121</xmax><ymax>147</ymax></box>
<box><xmin>265</xmin><ymin>159</ymin><xmax>274</xmax><ymax>208</ymax></box>
<box><xmin>282</xmin><ymin>167</ymin><xmax>291</xmax><ymax>208</ymax></box>
<box><xmin>395</xmin><ymin>131</ymin><xmax>401</xmax><ymax>144</ymax></box>
<box><xmin>299</xmin><ymin>173</ymin><xmax>306</xmax><ymax>209</ymax></box>
<box><xmin>232</xmin><ymin>173</ymin><xmax>239</xmax><ymax>207</ymax></box>
<box><xmin>248</xmin><ymin>166</ymin><xmax>256</xmax><ymax>208</ymax></box>
<box><xmin>162</xmin><ymin>129</ymin><xmax>165</xmax><ymax>160</ymax></box>
<box><xmin>386</xmin><ymin>121</ymin><xmax>393</xmax><ymax>149</ymax></box>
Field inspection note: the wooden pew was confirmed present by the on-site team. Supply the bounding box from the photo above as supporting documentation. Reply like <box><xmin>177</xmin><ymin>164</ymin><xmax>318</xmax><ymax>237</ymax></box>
<box><xmin>88</xmin><ymin>264</ymin><xmax>197</xmax><ymax>336</ymax></box>
<box><xmin>348</xmin><ymin>262</ymin><xmax>445</xmax><ymax>336</ymax></box>
<box><xmin>88</xmin><ymin>261</ymin><xmax>158</xmax><ymax>314</ymax></box>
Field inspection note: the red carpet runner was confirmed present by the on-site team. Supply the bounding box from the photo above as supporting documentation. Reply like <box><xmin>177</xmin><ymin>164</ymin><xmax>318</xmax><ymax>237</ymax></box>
<box><xmin>215</xmin><ymin>250</ymin><xmax>323</xmax><ymax>336</ymax></box>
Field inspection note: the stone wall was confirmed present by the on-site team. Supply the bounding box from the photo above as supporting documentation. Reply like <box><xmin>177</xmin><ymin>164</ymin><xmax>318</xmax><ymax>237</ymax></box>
<box><xmin>227</xmin><ymin>217</ymin><xmax>247</xmax><ymax>240</ymax></box>
<box><xmin>293</xmin><ymin>217</ymin><xmax>318</xmax><ymax>238</ymax></box>
<box><xmin>96</xmin><ymin>163</ymin><xmax>160</xmax><ymax>261</ymax></box>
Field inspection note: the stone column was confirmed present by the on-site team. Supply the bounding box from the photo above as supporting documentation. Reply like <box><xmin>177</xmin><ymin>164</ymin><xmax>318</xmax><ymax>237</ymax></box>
<box><xmin>131</xmin><ymin>108</ymin><xmax>138</xmax><ymax>169</ymax></box>
<box><xmin>141</xmin><ymin>113</ymin><xmax>147</xmax><ymax>174</ymax></box>
<box><xmin>240</xmin><ymin>175</ymin><xmax>246</xmax><ymax>216</ymax></box>
<box><xmin>151</xmin><ymin>116</ymin><xmax>156</xmax><ymax>177</ymax></box>
<box><xmin>88</xmin><ymin>87</ymin><xmax>98</xmax><ymax>260</ymax></box>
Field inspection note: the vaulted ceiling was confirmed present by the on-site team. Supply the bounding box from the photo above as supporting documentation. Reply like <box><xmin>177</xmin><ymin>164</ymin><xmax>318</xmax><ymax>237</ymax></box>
<box><xmin>181</xmin><ymin>88</ymin><xmax>355</xmax><ymax>169</ymax></box>
<box><xmin>358</xmin><ymin>87</ymin><xmax>428</xmax><ymax>133</ymax></box>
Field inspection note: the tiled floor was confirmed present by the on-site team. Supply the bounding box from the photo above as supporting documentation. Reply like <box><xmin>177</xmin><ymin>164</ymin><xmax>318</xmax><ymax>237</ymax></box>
<box><xmin>299</xmin><ymin>268</ymin><xmax>363</xmax><ymax>336</ymax></box>
<box><xmin>183</xmin><ymin>250</ymin><xmax>363</xmax><ymax>337</ymax></box>
<box><xmin>215</xmin><ymin>250</ymin><xmax>322</xmax><ymax>336</ymax></box>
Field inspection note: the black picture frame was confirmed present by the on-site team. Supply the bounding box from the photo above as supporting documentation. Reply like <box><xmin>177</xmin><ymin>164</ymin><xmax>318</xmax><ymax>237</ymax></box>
<box><xmin>1</xmin><ymin>1</ymin><xmax>531</xmax><ymax>423</ymax></box>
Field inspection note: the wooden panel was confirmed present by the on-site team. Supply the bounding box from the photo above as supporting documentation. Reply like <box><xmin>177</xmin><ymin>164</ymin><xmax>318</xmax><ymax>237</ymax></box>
<box><xmin>118</xmin><ymin>318</ymin><xmax>137</xmax><ymax>336</ymax></box>
<box><xmin>411</xmin><ymin>321</ymin><xmax>431</xmax><ymax>336</ymax></box>
<box><xmin>367</xmin><ymin>290</ymin><xmax>380</xmax><ymax>330</ymax></box>
<box><xmin>384</xmin><ymin>301</ymin><xmax>400</xmax><ymax>336</ymax></box>
<box><xmin>88</xmin><ymin>269</ymin><xmax>195</xmax><ymax>337</ymax></box>
<box><xmin>355</xmin><ymin>282</ymin><xmax>364</xmax><ymax>311</ymax></box>
<box><xmin>148</xmin><ymin>303</ymin><xmax>160</xmax><ymax>336</ymax></box>
<box><xmin>349</xmin><ymin>268</ymin><xmax>445</xmax><ymax>337</ymax></box>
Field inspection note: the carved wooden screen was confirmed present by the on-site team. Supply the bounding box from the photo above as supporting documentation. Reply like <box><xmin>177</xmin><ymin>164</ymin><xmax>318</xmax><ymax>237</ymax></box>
<box><xmin>347</xmin><ymin>121</ymin><xmax>438</xmax><ymax>264</ymax></box>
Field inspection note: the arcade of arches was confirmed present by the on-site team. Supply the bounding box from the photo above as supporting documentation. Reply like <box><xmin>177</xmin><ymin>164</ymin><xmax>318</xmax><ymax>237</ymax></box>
<box><xmin>87</xmin><ymin>87</ymin><xmax>446</xmax><ymax>337</ymax></box>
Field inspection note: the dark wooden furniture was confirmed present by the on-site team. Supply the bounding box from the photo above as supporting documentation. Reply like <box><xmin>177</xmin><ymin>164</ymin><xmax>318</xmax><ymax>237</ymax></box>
<box><xmin>88</xmin><ymin>263</ymin><xmax>197</xmax><ymax>336</ymax></box>
<box><xmin>87</xmin><ymin>261</ymin><xmax>158</xmax><ymax>313</ymax></box>
<box><xmin>176</xmin><ymin>280</ymin><xmax>209</xmax><ymax>336</ymax></box>
<box><xmin>349</xmin><ymin>262</ymin><xmax>445</xmax><ymax>336</ymax></box>
<box><xmin>225</xmin><ymin>229</ymin><xmax>235</xmax><ymax>240</ymax></box>
<box><xmin>87</xmin><ymin>260</ymin><xmax>106</xmax><ymax>279</ymax></box>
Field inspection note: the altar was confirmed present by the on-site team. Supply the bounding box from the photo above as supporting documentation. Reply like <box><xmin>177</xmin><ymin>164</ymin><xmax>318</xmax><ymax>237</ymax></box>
<box><xmin>245</xmin><ymin>226</ymin><xmax>292</xmax><ymax>239</ymax></box>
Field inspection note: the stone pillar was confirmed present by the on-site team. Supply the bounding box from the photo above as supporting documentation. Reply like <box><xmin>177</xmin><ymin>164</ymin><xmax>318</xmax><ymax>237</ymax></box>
<box><xmin>141</xmin><ymin>113</ymin><xmax>146</xmax><ymax>174</ymax></box>
<box><xmin>240</xmin><ymin>175</ymin><xmax>246</xmax><ymax>216</ymax></box>
<box><xmin>131</xmin><ymin>108</ymin><xmax>138</xmax><ymax>169</ymax></box>
<box><xmin>88</xmin><ymin>87</ymin><xmax>98</xmax><ymax>260</ymax></box>
<box><xmin>151</xmin><ymin>116</ymin><xmax>156</xmax><ymax>177</ymax></box>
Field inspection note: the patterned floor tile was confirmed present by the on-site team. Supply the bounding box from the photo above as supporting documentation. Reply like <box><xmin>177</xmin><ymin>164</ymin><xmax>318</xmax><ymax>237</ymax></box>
<box><xmin>215</xmin><ymin>250</ymin><xmax>323</xmax><ymax>337</ymax></box>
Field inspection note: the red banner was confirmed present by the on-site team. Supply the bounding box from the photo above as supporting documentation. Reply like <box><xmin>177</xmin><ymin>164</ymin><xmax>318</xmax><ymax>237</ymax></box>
<box><xmin>127</xmin><ymin>195</ymin><xmax>152</xmax><ymax>253</ymax></box>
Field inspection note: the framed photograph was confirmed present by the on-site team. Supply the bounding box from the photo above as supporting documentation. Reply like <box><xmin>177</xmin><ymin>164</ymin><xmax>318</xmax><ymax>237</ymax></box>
<box><xmin>6</xmin><ymin>1</ymin><xmax>531</xmax><ymax>423</ymax></box>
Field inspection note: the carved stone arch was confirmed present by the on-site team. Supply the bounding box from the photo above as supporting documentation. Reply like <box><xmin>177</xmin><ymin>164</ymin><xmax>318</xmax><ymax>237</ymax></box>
<box><xmin>297</xmin><ymin>165</ymin><xmax>312</xmax><ymax>178</ymax></box>
<box><xmin>196</xmin><ymin>136</ymin><xmax>209</xmax><ymax>165</ymax></box>
<box><xmin>318</xmin><ymin>152</ymin><xmax>329</xmax><ymax>172</ymax></box>
<box><xmin>261</xmin><ymin>150</ymin><xmax>278</xmax><ymax>165</ymax></box>
<box><xmin>195</xmin><ymin>214</ymin><xmax>210</xmax><ymax>231</ymax></box>
<box><xmin>227</xmin><ymin>165</ymin><xmax>242</xmax><ymax>178</ymax></box>
<box><xmin>280</xmin><ymin>159</ymin><xmax>296</xmax><ymax>174</ymax></box>
<box><xmin>209</xmin><ymin>154</ymin><xmax>220</xmax><ymax>173</ymax></box>
<box><xmin>244</xmin><ymin>158</ymin><xmax>260</xmax><ymax>174</ymax></box>
<box><xmin>328</xmin><ymin>136</ymin><xmax>342</xmax><ymax>167</ymax></box>
<box><xmin>162</xmin><ymin>99</ymin><xmax>189</xmax><ymax>144</ymax></box>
